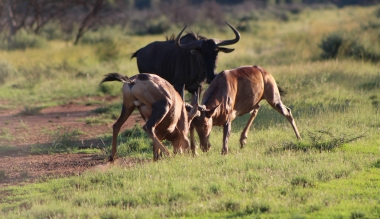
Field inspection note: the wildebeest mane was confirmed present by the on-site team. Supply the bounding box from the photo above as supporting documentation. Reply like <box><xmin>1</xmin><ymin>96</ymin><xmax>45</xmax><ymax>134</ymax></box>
<box><xmin>166</xmin><ymin>32</ymin><xmax>207</xmax><ymax>41</ymax></box>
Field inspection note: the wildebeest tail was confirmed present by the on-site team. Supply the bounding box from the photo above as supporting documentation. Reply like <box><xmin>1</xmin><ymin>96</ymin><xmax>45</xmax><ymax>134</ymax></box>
<box><xmin>100</xmin><ymin>73</ymin><xmax>131</xmax><ymax>85</ymax></box>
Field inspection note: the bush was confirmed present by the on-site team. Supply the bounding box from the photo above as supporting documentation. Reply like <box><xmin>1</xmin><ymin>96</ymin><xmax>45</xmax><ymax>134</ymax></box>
<box><xmin>375</xmin><ymin>7</ymin><xmax>380</xmax><ymax>18</ymax></box>
<box><xmin>40</xmin><ymin>21</ymin><xmax>68</xmax><ymax>41</ymax></box>
<box><xmin>348</xmin><ymin>40</ymin><xmax>380</xmax><ymax>62</ymax></box>
<box><xmin>80</xmin><ymin>26</ymin><xmax>129</xmax><ymax>45</ymax></box>
<box><xmin>132</xmin><ymin>16</ymin><xmax>170</xmax><ymax>35</ymax></box>
<box><xmin>0</xmin><ymin>60</ymin><xmax>16</xmax><ymax>85</ymax></box>
<box><xmin>319</xmin><ymin>31</ymin><xmax>380</xmax><ymax>62</ymax></box>
<box><xmin>96</xmin><ymin>41</ymin><xmax>121</xmax><ymax>62</ymax></box>
<box><xmin>319</xmin><ymin>32</ymin><xmax>343</xmax><ymax>59</ymax></box>
<box><xmin>7</xmin><ymin>31</ymin><xmax>48</xmax><ymax>50</ymax></box>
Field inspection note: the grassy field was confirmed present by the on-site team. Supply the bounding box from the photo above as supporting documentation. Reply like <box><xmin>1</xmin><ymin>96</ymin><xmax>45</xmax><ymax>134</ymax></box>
<box><xmin>1</xmin><ymin>5</ymin><xmax>380</xmax><ymax>218</ymax></box>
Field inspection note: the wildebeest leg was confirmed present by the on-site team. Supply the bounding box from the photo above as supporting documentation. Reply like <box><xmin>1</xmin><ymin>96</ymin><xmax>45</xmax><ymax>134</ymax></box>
<box><xmin>269</xmin><ymin>102</ymin><xmax>302</xmax><ymax>140</ymax></box>
<box><xmin>111</xmin><ymin>104</ymin><xmax>135</xmax><ymax>162</ymax></box>
<box><xmin>189</xmin><ymin>124</ymin><xmax>198</xmax><ymax>155</ymax></box>
<box><xmin>222</xmin><ymin>122</ymin><xmax>231</xmax><ymax>155</ymax></box>
<box><xmin>143</xmin><ymin>100</ymin><xmax>171</xmax><ymax>160</ymax></box>
<box><xmin>240</xmin><ymin>104</ymin><xmax>260</xmax><ymax>148</ymax></box>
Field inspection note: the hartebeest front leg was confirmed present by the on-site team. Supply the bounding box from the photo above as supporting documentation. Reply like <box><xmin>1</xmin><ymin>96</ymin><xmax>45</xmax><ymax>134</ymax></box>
<box><xmin>190</xmin><ymin>125</ymin><xmax>197</xmax><ymax>154</ymax></box>
<box><xmin>222</xmin><ymin>121</ymin><xmax>231</xmax><ymax>155</ymax></box>
<box><xmin>240</xmin><ymin>104</ymin><xmax>260</xmax><ymax>148</ymax></box>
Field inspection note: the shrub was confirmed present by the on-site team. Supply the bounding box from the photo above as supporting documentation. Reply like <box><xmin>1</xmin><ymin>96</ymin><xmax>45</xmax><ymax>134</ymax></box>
<box><xmin>375</xmin><ymin>7</ymin><xmax>380</xmax><ymax>18</ymax></box>
<box><xmin>291</xmin><ymin>176</ymin><xmax>315</xmax><ymax>188</ymax></box>
<box><xmin>0</xmin><ymin>60</ymin><xmax>16</xmax><ymax>85</ymax></box>
<box><xmin>80</xmin><ymin>26</ymin><xmax>125</xmax><ymax>44</ymax></box>
<box><xmin>7</xmin><ymin>31</ymin><xmax>48</xmax><ymax>50</ymax></box>
<box><xmin>347</xmin><ymin>40</ymin><xmax>380</xmax><ymax>62</ymax></box>
<box><xmin>96</xmin><ymin>41</ymin><xmax>121</xmax><ymax>62</ymax></box>
<box><xmin>319</xmin><ymin>32</ymin><xmax>343</xmax><ymax>59</ymax></box>
<box><xmin>132</xmin><ymin>16</ymin><xmax>170</xmax><ymax>35</ymax></box>
<box><xmin>40</xmin><ymin>21</ymin><xmax>66</xmax><ymax>40</ymax></box>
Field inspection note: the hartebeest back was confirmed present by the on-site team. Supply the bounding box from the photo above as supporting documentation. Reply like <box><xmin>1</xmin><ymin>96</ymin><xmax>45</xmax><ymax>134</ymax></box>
<box><xmin>190</xmin><ymin>65</ymin><xmax>301</xmax><ymax>154</ymax></box>
<box><xmin>100</xmin><ymin>73</ymin><xmax>199</xmax><ymax>161</ymax></box>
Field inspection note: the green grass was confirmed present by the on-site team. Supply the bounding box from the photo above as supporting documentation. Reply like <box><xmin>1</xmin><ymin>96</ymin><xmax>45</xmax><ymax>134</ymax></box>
<box><xmin>0</xmin><ymin>5</ymin><xmax>380</xmax><ymax>218</ymax></box>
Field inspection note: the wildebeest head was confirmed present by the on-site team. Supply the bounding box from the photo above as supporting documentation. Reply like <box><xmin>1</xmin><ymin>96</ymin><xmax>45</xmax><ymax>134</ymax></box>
<box><xmin>175</xmin><ymin>22</ymin><xmax>240</xmax><ymax>84</ymax></box>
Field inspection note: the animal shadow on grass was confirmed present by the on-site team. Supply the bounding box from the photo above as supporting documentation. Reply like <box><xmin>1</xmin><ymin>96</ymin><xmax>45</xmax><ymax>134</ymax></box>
<box><xmin>30</xmin><ymin>125</ymin><xmax>153</xmax><ymax>159</ymax></box>
<box><xmin>267</xmin><ymin>129</ymin><xmax>366</xmax><ymax>154</ymax></box>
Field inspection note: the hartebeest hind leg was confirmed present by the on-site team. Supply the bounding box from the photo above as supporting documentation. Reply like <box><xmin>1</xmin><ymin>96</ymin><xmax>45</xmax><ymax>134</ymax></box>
<box><xmin>240</xmin><ymin>104</ymin><xmax>261</xmax><ymax>148</ymax></box>
<box><xmin>143</xmin><ymin>100</ymin><xmax>171</xmax><ymax>161</ymax></box>
<box><xmin>111</xmin><ymin>104</ymin><xmax>135</xmax><ymax>161</ymax></box>
<box><xmin>269</xmin><ymin>102</ymin><xmax>301</xmax><ymax>140</ymax></box>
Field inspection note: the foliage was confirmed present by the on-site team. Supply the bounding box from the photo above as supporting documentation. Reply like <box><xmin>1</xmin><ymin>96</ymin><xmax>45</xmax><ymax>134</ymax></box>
<box><xmin>131</xmin><ymin>16</ymin><xmax>171</xmax><ymax>35</ymax></box>
<box><xmin>319</xmin><ymin>18</ymin><xmax>380</xmax><ymax>62</ymax></box>
<box><xmin>319</xmin><ymin>32</ymin><xmax>343</xmax><ymax>59</ymax></box>
<box><xmin>0</xmin><ymin>60</ymin><xmax>16</xmax><ymax>85</ymax></box>
<box><xmin>3</xmin><ymin>31</ymin><xmax>48</xmax><ymax>51</ymax></box>
<box><xmin>273</xmin><ymin>129</ymin><xmax>366</xmax><ymax>153</ymax></box>
<box><xmin>0</xmin><ymin>5</ymin><xmax>380</xmax><ymax>218</ymax></box>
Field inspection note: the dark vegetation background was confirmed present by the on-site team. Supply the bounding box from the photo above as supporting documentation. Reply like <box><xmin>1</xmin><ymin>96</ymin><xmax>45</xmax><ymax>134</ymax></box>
<box><xmin>1</xmin><ymin>0</ymin><xmax>379</xmax><ymax>47</ymax></box>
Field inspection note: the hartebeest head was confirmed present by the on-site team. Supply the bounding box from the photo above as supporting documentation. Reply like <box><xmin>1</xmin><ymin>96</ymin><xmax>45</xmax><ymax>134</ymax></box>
<box><xmin>175</xmin><ymin>22</ymin><xmax>240</xmax><ymax>84</ymax></box>
<box><xmin>189</xmin><ymin>103</ymin><xmax>220</xmax><ymax>152</ymax></box>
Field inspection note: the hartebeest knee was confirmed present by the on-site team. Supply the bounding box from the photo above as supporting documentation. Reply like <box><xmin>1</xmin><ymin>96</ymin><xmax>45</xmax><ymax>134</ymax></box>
<box><xmin>190</xmin><ymin>65</ymin><xmax>301</xmax><ymax>155</ymax></box>
<box><xmin>100</xmin><ymin>73</ymin><xmax>199</xmax><ymax>161</ymax></box>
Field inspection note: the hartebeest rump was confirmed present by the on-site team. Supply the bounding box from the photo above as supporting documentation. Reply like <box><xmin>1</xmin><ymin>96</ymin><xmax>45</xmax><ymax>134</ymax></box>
<box><xmin>131</xmin><ymin>22</ymin><xmax>240</xmax><ymax>103</ymax></box>
<box><xmin>100</xmin><ymin>73</ymin><xmax>199</xmax><ymax>161</ymax></box>
<box><xmin>190</xmin><ymin>65</ymin><xmax>301</xmax><ymax>154</ymax></box>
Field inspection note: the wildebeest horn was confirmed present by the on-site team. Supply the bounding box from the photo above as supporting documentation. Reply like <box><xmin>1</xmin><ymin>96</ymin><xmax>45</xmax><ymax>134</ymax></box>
<box><xmin>175</xmin><ymin>25</ymin><xmax>203</xmax><ymax>50</ymax></box>
<box><xmin>182</xmin><ymin>84</ymin><xmax>185</xmax><ymax>100</ymax></box>
<box><xmin>215</xmin><ymin>21</ymin><xmax>240</xmax><ymax>47</ymax></box>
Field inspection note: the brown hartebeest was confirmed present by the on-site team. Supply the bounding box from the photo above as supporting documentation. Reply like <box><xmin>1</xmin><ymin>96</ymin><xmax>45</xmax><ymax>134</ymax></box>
<box><xmin>190</xmin><ymin>65</ymin><xmax>301</xmax><ymax>155</ymax></box>
<box><xmin>100</xmin><ymin>73</ymin><xmax>199</xmax><ymax>161</ymax></box>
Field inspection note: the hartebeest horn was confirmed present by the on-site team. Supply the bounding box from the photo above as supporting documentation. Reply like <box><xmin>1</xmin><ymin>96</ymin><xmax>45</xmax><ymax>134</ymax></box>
<box><xmin>215</xmin><ymin>22</ymin><xmax>240</xmax><ymax>47</ymax></box>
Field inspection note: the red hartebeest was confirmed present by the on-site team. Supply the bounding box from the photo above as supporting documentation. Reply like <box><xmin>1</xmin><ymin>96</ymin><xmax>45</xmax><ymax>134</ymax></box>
<box><xmin>100</xmin><ymin>73</ymin><xmax>199</xmax><ymax>161</ymax></box>
<box><xmin>190</xmin><ymin>65</ymin><xmax>301</xmax><ymax>155</ymax></box>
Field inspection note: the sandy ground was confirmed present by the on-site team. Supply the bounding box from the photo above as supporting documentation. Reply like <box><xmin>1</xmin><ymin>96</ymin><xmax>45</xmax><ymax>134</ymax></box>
<box><xmin>0</xmin><ymin>99</ymin><xmax>144</xmax><ymax>187</ymax></box>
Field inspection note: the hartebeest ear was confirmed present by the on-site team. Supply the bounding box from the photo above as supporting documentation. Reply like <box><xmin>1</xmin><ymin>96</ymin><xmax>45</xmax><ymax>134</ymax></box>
<box><xmin>188</xmin><ymin>103</ymin><xmax>200</xmax><ymax>121</ymax></box>
<box><xmin>218</xmin><ymin>47</ymin><xmax>235</xmax><ymax>53</ymax></box>
<box><xmin>205</xmin><ymin>103</ymin><xmax>221</xmax><ymax>118</ymax></box>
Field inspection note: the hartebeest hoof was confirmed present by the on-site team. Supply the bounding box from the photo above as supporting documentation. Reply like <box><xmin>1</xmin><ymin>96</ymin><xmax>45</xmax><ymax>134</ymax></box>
<box><xmin>240</xmin><ymin>137</ymin><xmax>247</xmax><ymax>148</ymax></box>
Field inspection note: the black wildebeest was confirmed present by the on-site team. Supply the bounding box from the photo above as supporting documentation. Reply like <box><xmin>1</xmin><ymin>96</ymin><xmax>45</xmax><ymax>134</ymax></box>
<box><xmin>100</xmin><ymin>73</ymin><xmax>199</xmax><ymax>161</ymax></box>
<box><xmin>190</xmin><ymin>65</ymin><xmax>301</xmax><ymax>155</ymax></box>
<box><xmin>131</xmin><ymin>22</ymin><xmax>240</xmax><ymax>103</ymax></box>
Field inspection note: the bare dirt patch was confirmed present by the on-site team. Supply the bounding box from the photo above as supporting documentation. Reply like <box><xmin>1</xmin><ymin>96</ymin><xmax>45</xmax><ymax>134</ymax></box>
<box><xmin>0</xmin><ymin>100</ymin><xmax>144</xmax><ymax>187</ymax></box>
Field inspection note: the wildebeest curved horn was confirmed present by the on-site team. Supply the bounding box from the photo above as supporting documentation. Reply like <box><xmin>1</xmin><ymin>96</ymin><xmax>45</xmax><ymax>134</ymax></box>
<box><xmin>215</xmin><ymin>21</ymin><xmax>240</xmax><ymax>47</ymax></box>
<box><xmin>182</xmin><ymin>84</ymin><xmax>185</xmax><ymax>100</ymax></box>
<box><xmin>175</xmin><ymin>25</ymin><xmax>203</xmax><ymax>50</ymax></box>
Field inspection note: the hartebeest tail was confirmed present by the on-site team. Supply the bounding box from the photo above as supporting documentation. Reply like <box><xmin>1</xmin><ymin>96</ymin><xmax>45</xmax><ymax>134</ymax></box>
<box><xmin>100</xmin><ymin>72</ymin><xmax>131</xmax><ymax>84</ymax></box>
<box><xmin>191</xmin><ymin>65</ymin><xmax>301</xmax><ymax>155</ymax></box>
<box><xmin>100</xmin><ymin>73</ymin><xmax>199</xmax><ymax>161</ymax></box>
